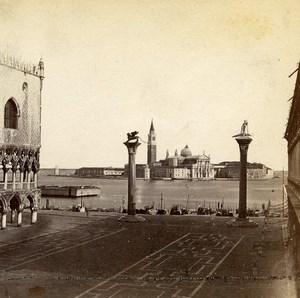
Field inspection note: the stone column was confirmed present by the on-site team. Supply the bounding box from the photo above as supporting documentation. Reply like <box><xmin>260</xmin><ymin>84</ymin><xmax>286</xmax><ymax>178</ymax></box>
<box><xmin>128</xmin><ymin>146</ymin><xmax>137</xmax><ymax>215</ymax></box>
<box><xmin>34</xmin><ymin>173</ymin><xmax>38</xmax><ymax>188</ymax></box>
<box><xmin>20</xmin><ymin>171</ymin><xmax>24</xmax><ymax>189</ymax></box>
<box><xmin>16</xmin><ymin>203</ymin><xmax>25</xmax><ymax>227</ymax></box>
<box><xmin>31</xmin><ymin>207</ymin><xmax>38</xmax><ymax>224</ymax></box>
<box><xmin>32</xmin><ymin>152</ymin><xmax>40</xmax><ymax>189</ymax></box>
<box><xmin>3</xmin><ymin>169</ymin><xmax>8</xmax><ymax>190</ymax></box>
<box><xmin>227</xmin><ymin>122</ymin><xmax>257</xmax><ymax>227</ymax></box>
<box><xmin>119</xmin><ymin>132</ymin><xmax>145</xmax><ymax>222</ymax></box>
<box><xmin>11</xmin><ymin>152</ymin><xmax>19</xmax><ymax>190</ymax></box>
<box><xmin>1</xmin><ymin>212</ymin><xmax>7</xmax><ymax>229</ymax></box>
<box><xmin>12</xmin><ymin>171</ymin><xmax>16</xmax><ymax>190</ymax></box>
<box><xmin>25</xmin><ymin>152</ymin><xmax>34</xmax><ymax>190</ymax></box>
<box><xmin>27</xmin><ymin>171</ymin><xmax>31</xmax><ymax>190</ymax></box>
<box><xmin>11</xmin><ymin>209</ymin><xmax>15</xmax><ymax>223</ymax></box>
<box><xmin>17</xmin><ymin>211</ymin><xmax>22</xmax><ymax>227</ymax></box>
<box><xmin>200</xmin><ymin>162</ymin><xmax>203</xmax><ymax>178</ymax></box>
<box><xmin>19</xmin><ymin>151</ymin><xmax>27</xmax><ymax>190</ymax></box>
<box><xmin>236</xmin><ymin>137</ymin><xmax>252</xmax><ymax>219</ymax></box>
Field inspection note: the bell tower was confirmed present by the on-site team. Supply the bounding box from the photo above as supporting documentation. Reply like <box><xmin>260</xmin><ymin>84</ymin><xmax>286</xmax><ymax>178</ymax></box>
<box><xmin>147</xmin><ymin>119</ymin><xmax>156</xmax><ymax>165</ymax></box>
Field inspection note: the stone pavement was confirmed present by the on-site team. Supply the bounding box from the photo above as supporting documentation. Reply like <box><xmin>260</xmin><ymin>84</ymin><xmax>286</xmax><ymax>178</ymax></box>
<box><xmin>0</xmin><ymin>210</ymin><xmax>298</xmax><ymax>298</ymax></box>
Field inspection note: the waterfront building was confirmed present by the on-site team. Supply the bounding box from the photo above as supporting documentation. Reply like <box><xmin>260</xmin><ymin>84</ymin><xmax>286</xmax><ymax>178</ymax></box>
<box><xmin>124</xmin><ymin>164</ymin><xmax>150</xmax><ymax>179</ymax></box>
<box><xmin>214</xmin><ymin>161</ymin><xmax>274</xmax><ymax>179</ymax></box>
<box><xmin>151</xmin><ymin>145</ymin><xmax>213</xmax><ymax>180</ymax></box>
<box><xmin>151</xmin><ymin>165</ymin><xmax>190</xmax><ymax>180</ymax></box>
<box><xmin>75</xmin><ymin>167</ymin><xmax>125</xmax><ymax>178</ymax></box>
<box><xmin>75</xmin><ymin>165</ymin><xmax>150</xmax><ymax>180</ymax></box>
<box><xmin>0</xmin><ymin>53</ymin><xmax>44</xmax><ymax>229</ymax></box>
<box><xmin>146</xmin><ymin>120</ymin><xmax>213</xmax><ymax>180</ymax></box>
<box><xmin>39</xmin><ymin>168</ymin><xmax>76</xmax><ymax>176</ymax></box>
<box><xmin>285</xmin><ymin>62</ymin><xmax>300</xmax><ymax>272</ymax></box>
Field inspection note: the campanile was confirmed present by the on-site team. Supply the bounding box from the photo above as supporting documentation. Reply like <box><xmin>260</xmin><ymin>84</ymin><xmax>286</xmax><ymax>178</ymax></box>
<box><xmin>147</xmin><ymin>119</ymin><xmax>156</xmax><ymax>165</ymax></box>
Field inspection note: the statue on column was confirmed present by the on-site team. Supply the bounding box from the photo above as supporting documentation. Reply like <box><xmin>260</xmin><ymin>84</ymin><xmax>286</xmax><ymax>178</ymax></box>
<box><xmin>227</xmin><ymin>120</ymin><xmax>257</xmax><ymax>227</ymax></box>
<box><xmin>233</xmin><ymin>120</ymin><xmax>251</xmax><ymax>138</ymax></box>
<box><xmin>127</xmin><ymin>131</ymin><xmax>139</xmax><ymax>142</ymax></box>
<box><xmin>119</xmin><ymin>130</ymin><xmax>144</xmax><ymax>222</ymax></box>
<box><xmin>241</xmin><ymin>120</ymin><xmax>248</xmax><ymax>136</ymax></box>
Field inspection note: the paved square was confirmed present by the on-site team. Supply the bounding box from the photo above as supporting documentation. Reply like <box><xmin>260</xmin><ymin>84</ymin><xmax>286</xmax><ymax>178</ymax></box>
<box><xmin>76</xmin><ymin>232</ymin><xmax>243</xmax><ymax>298</ymax></box>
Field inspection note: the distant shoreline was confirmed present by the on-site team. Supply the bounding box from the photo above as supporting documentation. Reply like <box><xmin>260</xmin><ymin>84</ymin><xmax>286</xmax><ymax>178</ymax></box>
<box><xmin>42</xmin><ymin>174</ymin><xmax>276</xmax><ymax>182</ymax></box>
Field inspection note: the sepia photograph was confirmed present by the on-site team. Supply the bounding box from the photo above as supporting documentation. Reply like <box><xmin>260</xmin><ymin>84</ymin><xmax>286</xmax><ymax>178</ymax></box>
<box><xmin>0</xmin><ymin>0</ymin><xmax>299</xmax><ymax>297</ymax></box>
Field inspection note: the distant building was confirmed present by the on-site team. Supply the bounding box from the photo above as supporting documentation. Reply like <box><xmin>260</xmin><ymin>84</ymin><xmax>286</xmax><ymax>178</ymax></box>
<box><xmin>146</xmin><ymin>120</ymin><xmax>213</xmax><ymax>180</ymax></box>
<box><xmin>147</xmin><ymin>119</ymin><xmax>157</xmax><ymax>166</ymax></box>
<box><xmin>151</xmin><ymin>165</ymin><xmax>191</xmax><ymax>180</ymax></box>
<box><xmin>39</xmin><ymin>168</ymin><xmax>76</xmax><ymax>176</ymax></box>
<box><xmin>150</xmin><ymin>147</ymin><xmax>213</xmax><ymax>181</ymax></box>
<box><xmin>284</xmin><ymin>62</ymin><xmax>300</xmax><ymax>271</ymax></box>
<box><xmin>124</xmin><ymin>164</ymin><xmax>150</xmax><ymax>179</ymax></box>
<box><xmin>214</xmin><ymin>161</ymin><xmax>274</xmax><ymax>179</ymax></box>
<box><xmin>75</xmin><ymin>165</ymin><xmax>150</xmax><ymax>180</ymax></box>
<box><xmin>0</xmin><ymin>53</ymin><xmax>44</xmax><ymax>228</ymax></box>
<box><xmin>75</xmin><ymin>167</ymin><xmax>125</xmax><ymax>178</ymax></box>
<box><xmin>54</xmin><ymin>165</ymin><xmax>60</xmax><ymax>176</ymax></box>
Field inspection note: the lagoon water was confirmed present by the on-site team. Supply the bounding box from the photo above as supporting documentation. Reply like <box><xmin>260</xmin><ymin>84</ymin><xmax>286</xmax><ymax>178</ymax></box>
<box><xmin>38</xmin><ymin>175</ymin><xmax>285</xmax><ymax>211</ymax></box>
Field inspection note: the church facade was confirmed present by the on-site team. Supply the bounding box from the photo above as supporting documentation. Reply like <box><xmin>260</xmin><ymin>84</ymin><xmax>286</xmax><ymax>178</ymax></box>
<box><xmin>147</xmin><ymin>121</ymin><xmax>213</xmax><ymax>180</ymax></box>
<box><xmin>0</xmin><ymin>53</ymin><xmax>44</xmax><ymax>229</ymax></box>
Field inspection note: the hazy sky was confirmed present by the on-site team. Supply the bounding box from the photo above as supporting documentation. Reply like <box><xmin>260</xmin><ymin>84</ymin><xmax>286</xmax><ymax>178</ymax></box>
<box><xmin>0</xmin><ymin>0</ymin><xmax>299</xmax><ymax>170</ymax></box>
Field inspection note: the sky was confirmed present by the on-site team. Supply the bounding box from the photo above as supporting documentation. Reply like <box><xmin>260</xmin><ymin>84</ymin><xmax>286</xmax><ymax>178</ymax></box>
<box><xmin>0</xmin><ymin>0</ymin><xmax>299</xmax><ymax>170</ymax></box>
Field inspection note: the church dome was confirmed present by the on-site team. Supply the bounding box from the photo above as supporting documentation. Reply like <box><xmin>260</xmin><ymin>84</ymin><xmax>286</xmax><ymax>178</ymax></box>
<box><xmin>180</xmin><ymin>145</ymin><xmax>192</xmax><ymax>157</ymax></box>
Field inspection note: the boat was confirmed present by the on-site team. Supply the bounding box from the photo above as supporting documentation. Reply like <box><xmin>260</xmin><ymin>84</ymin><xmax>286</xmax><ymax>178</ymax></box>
<box><xmin>40</xmin><ymin>185</ymin><xmax>101</xmax><ymax>198</ymax></box>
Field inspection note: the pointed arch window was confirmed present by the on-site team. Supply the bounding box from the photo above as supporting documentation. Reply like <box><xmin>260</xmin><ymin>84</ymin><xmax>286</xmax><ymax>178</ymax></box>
<box><xmin>4</xmin><ymin>99</ymin><xmax>18</xmax><ymax>129</ymax></box>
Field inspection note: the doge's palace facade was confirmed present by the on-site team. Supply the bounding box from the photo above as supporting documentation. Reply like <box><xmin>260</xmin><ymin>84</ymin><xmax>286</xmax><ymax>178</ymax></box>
<box><xmin>0</xmin><ymin>53</ymin><xmax>44</xmax><ymax>229</ymax></box>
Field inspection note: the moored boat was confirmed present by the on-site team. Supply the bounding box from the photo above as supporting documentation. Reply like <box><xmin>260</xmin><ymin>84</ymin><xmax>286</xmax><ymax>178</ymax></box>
<box><xmin>40</xmin><ymin>185</ymin><xmax>101</xmax><ymax>198</ymax></box>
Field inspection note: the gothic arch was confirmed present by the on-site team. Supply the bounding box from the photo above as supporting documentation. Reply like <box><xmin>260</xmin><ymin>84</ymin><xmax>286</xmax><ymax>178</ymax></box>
<box><xmin>9</xmin><ymin>195</ymin><xmax>21</xmax><ymax>211</ymax></box>
<box><xmin>0</xmin><ymin>197</ymin><xmax>7</xmax><ymax>213</ymax></box>
<box><xmin>4</xmin><ymin>98</ymin><xmax>20</xmax><ymax>129</ymax></box>
<box><xmin>25</xmin><ymin>195</ymin><xmax>35</xmax><ymax>210</ymax></box>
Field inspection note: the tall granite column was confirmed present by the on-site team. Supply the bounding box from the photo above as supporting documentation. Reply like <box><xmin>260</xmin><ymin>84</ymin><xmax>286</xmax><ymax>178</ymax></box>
<box><xmin>227</xmin><ymin>121</ymin><xmax>257</xmax><ymax>227</ymax></box>
<box><xmin>127</xmin><ymin>141</ymin><xmax>139</xmax><ymax>216</ymax></box>
<box><xmin>237</xmin><ymin>137</ymin><xmax>252</xmax><ymax>219</ymax></box>
<box><xmin>119</xmin><ymin>132</ymin><xmax>145</xmax><ymax>222</ymax></box>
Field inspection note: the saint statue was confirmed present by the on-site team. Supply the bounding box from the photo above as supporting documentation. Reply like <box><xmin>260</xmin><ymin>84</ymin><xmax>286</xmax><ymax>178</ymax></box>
<box><xmin>233</xmin><ymin>120</ymin><xmax>251</xmax><ymax>138</ymax></box>
<box><xmin>241</xmin><ymin>120</ymin><xmax>248</xmax><ymax>135</ymax></box>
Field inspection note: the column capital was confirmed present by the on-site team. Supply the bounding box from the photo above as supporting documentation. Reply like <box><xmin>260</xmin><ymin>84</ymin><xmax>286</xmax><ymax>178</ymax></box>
<box><xmin>124</xmin><ymin>138</ymin><xmax>141</xmax><ymax>154</ymax></box>
<box><xmin>235</xmin><ymin>136</ymin><xmax>252</xmax><ymax>154</ymax></box>
<box><xmin>235</xmin><ymin>135</ymin><xmax>252</xmax><ymax>145</ymax></box>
